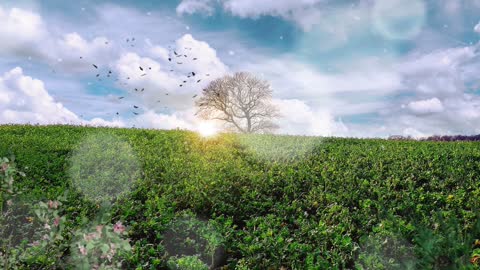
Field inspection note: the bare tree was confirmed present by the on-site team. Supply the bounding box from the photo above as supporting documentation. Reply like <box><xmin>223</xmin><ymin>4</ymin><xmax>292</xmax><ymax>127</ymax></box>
<box><xmin>195</xmin><ymin>72</ymin><xmax>279</xmax><ymax>134</ymax></box>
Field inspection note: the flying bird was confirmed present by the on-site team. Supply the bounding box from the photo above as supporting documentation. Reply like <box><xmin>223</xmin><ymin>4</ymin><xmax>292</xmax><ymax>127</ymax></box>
<box><xmin>183</xmin><ymin>80</ymin><xmax>187</xmax><ymax>83</ymax></box>
<box><xmin>133</xmin><ymin>112</ymin><xmax>139</xmax><ymax>115</ymax></box>
<box><xmin>197</xmin><ymin>80</ymin><xmax>201</xmax><ymax>83</ymax></box>
<box><xmin>139</xmin><ymin>66</ymin><xmax>143</xmax><ymax>71</ymax></box>
<box><xmin>134</xmin><ymin>105</ymin><xmax>139</xmax><ymax>109</ymax></box>
<box><xmin>180</xmin><ymin>84</ymin><xmax>183</xmax><ymax>87</ymax></box>
<box><xmin>116</xmin><ymin>112</ymin><xmax>119</xmax><ymax>115</ymax></box>
<box><xmin>141</xmin><ymin>73</ymin><xmax>147</xmax><ymax>76</ymax></box>
<box><xmin>168</xmin><ymin>58</ymin><xmax>172</xmax><ymax>62</ymax></box>
<box><xmin>192</xmin><ymin>72</ymin><xmax>196</xmax><ymax>76</ymax></box>
<box><xmin>141</xmin><ymin>88</ymin><xmax>144</xmax><ymax>92</ymax></box>
<box><xmin>174</xmin><ymin>51</ymin><xmax>178</xmax><ymax>56</ymax></box>
<box><xmin>206</xmin><ymin>74</ymin><xmax>210</xmax><ymax>76</ymax></box>
<box><xmin>193</xmin><ymin>58</ymin><xmax>198</xmax><ymax>60</ymax></box>
<box><xmin>192</xmin><ymin>94</ymin><xmax>197</xmax><ymax>98</ymax></box>
<box><xmin>119</xmin><ymin>97</ymin><xmax>125</xmax><ymax>99</ymax></box>
<box><xmin>92</xmin><ymin>64</ymin><xmax>98</xmax><ymax>69</ymax></box>
<box><xmin>96</xmin><ymin>74</ymin><xmax>100</xmax><ymax>77</ymax></box>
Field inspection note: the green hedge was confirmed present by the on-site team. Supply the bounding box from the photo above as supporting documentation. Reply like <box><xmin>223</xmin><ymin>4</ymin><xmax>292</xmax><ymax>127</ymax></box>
<box><xmin>1</xmin><ymin>124</ymin><xmax>480</xmax><ymax>269</ymax></box>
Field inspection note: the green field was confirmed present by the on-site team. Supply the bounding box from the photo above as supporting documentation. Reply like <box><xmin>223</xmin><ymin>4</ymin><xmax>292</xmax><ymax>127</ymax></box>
<box><xmin>1</xmin><ymin>125</ymin><xmax>480</xmax><ymax>269</ymax></box>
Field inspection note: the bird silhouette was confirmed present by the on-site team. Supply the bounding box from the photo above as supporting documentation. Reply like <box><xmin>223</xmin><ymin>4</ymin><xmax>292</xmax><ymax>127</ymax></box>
<box><xmin>119</xmin><ymin>97</ymin><xmax>125</xmax><ymax>99</ymax></box>
<box><xmin>134</xmin><ymin>105</ymin><xmax>139</xmax><ymax>109</ymax></box>
<box><xmin>197</xmin><ymin>79</ymin><xmax>201</xmax><ymax>83</ymax></box>
<box><xmin>93</xmin><ymin>64</ymin><xmax>98</xmax><ymax>69</ymax></box>
<box><xmin>139</xmin><ymin>66</ymin><xmax>143</xmax><ymax>71</ymax></box>
<box><xmin>192</xmin><ymin>72</ymin><xmax>196</xmax><ymax>76</ymax></box>
<box><xmin>192</xmin><ymin>94</ymin><xmax>197</xmax><ymax>98</ymax></box>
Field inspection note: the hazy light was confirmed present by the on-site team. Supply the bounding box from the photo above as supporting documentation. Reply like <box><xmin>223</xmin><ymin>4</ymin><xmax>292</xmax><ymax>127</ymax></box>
<box><xmin>373</xmin><ymin>0</ymin><xmax>426</xmax><ymax>40</ymax></box>
<box><xmin>197</xmin><ymin>122</ymin><xmax>218</xmax><ymax>137</ymax></box>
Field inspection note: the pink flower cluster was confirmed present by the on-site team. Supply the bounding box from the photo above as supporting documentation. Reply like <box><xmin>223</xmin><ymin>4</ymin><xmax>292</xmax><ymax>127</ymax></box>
<box><xmin>113</xmin><ymin>221</ymin><xmax>125</xmax><ymax>234</ymax></box>
<box><xmin>100</xmin><ymin>243</ymin><xmax>116</xmax><ymax>262</ymax></box>
<box><xmin>83</xmin><ymin>232</ymin><xmax>100</xmax><ymax>242</ymax></box>
<box><xmin>47</xmin><ymin>200</ymin><xmax>59</xmax><ymax>209</ymax></box>
<box><xmin>0</xmin><ymin>163</ymin><xmax>8</xmax><ymax>172</ymax></box>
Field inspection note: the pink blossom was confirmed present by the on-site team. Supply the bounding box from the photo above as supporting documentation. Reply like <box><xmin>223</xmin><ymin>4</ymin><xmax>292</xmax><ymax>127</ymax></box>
<box><xmin>47</xmin><ymin>200</ymin><xmax>59</xmax><ymax>209</ymax></box>
<box><xmin>113</xmin><ymin>221</ymin><xmax>125</xmax><ymax>234</ymax></box>
<box><xmin>96</xmin><ymin>225</ymin><xmax>104</xmax><ymax>235</ymax></box>
<box><xmin>83</xmin><ymin>232</ymin><xmax>99</xmax><ymax>241</ymax></box>
<box><xmin>44</xmin><ymin>223</ymin><xmax>51</xmax><ymax>230</ymax></box>
<box><xmin>78</xmin><ymin>245</ymin><xmax>87</xmax><ymax>256</ymax></box>
<box><xmin>29</xmin><ymin>241</ymin><xmax>40</xmax><ymax>247</ymax></box>
<box><xmin>1</xmin><ymin>163</ymin><xmax>8</xmax><ymax>172</ymax></box>
<box><xmin>53</xmin><ymin>217</ymin><xmax>60</xmax><ymax>227</ymax></box>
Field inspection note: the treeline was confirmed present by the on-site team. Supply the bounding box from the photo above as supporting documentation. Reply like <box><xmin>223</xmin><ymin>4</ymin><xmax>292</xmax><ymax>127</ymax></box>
<box><xmin>388</xmin><ymin>134</ymin><xmax>480</xmax><ymax>141</ymax></box>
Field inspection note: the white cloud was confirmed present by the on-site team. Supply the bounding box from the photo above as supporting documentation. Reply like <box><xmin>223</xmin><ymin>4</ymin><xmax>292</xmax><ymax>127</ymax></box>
<box><xmin>114</xmin><ymin>34</ymin><xmax>228</xmax><ymax>110</ymax></box>
<box><xmin>0</xmin><ymin>67</ymin><xmax>123</xmax><ymax>127</ymax></box>
<box><xmin>0</xmin><ymin>67</ymin><xmax>79</xmax><ymax>124</ymax></box>
<box><xmin>407</xmin><ymin>97</ymin><xmax>444</xmax><ymax>115</ymax></box>
<box><xmin>177</xmin><ymin>0</ymin><xmax>216</xmax><ymax>16</ymax></box>
<box><xmin>273</xmin><ymin>99</ymin><xmax>348</xmax><ymax>136</ymax></box>
<box><xmin>0</xmin><ymin>5</ymin><xmax>47</xmax><ymax>57</ymax></box>
<box><xmin>176</xmin><ymin>0</ymin><xmax>354</xmax><ymax>31</ymax></box>
<box><xmin>475</xmin><ymin>21</ymin><xmax>480</xmax><ymax>33</ymax></box>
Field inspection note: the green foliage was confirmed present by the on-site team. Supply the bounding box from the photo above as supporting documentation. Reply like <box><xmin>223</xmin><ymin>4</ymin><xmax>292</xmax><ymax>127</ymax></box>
<box><xmin>1</xmin><ymin>125</ymin><xmax>480</xmax><ymax>269</ymax></box>
<box><xmin>167</xmin><ymin>255</ymin><xmax>209</xmax><ymax>270</ymax></box>
<box><xmin>67</xmin><ymin>132</ymin><xmax>141</xmax><ymax>204</ymax></box>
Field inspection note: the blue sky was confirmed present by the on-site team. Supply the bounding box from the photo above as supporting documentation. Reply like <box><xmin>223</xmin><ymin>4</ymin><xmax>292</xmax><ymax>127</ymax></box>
<box><xmin>0</xmin><ymin>0</ymin><xmax>480</xmax><ymax>137</ymax></box>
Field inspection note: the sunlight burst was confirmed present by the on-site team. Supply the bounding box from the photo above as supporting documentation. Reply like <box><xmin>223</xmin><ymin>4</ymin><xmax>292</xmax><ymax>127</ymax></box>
<box><xmin>197</xmin><ymin>122</ymin><xmax>218</xmax><ymax>137</ymax></box>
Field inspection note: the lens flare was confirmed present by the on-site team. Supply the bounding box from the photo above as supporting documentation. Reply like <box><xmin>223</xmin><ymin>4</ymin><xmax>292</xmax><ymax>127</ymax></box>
<box><xmin>373</xmin><ymin>0</ymin><xmax>426</xmax><ymax>40</ymax></box>
<box><xmin>197</xmin><ymin>122</ymin><xmax>218</xmax><ymax>137</ymax></box>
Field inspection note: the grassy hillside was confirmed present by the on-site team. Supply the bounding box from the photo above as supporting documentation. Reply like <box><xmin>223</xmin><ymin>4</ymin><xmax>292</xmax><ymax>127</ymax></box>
<box><xmin>1</xmin><ymin>125</ymin><xmax>480</xmax><ymax>269</ymax></box>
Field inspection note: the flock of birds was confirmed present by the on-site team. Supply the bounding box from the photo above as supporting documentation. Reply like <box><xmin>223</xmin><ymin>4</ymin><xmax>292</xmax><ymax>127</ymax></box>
<box><xmin>79</xmin><ymin>37</ymin><xmax>211</xmax><ymax>117</ymax></box>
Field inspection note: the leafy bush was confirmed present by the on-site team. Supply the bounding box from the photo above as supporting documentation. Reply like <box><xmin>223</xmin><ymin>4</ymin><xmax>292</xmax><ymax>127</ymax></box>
<box><xmin>1</xmin><ymin>125</ymin><xmax>480</xmax><ymax>269</ymax></box>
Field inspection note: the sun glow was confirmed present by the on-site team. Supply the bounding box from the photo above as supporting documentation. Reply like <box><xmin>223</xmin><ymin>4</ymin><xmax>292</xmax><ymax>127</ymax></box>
<box><xmin>197</xmin><ymin>122</ymin><xmax>218</xmax><ymax>137</ymax></box>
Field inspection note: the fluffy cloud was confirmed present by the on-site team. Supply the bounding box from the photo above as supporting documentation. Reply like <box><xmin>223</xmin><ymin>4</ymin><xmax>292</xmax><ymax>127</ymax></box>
<box><xmin>406</xmin><ymin>97</ymin><xmax>444</xmax><ymax>115</ymax></box>
<box><xmin>0</xmin><ymin>67</ymin><xmax>124</xmax><ymax>127</ymax></box>
<box><xmin>475</xmin><ymin>21</ymin><xmax>480</xmax><ymax>33</ymax></box>
<box><xmin>176</xmin><ymin>0</ymin><xmax>333</xmax><ymax>31</ymax></box>
<box><xmin>114</xmin><ymin>34</ymin><xmax>228</xmax><ymax>110</ymax></box>
<box><xmin>54</xmin><ymin>33</ymin><xmax>115</xmax><ymax>72</ymax></box>
<box><xmin>176</xmin><ymin>0</ymin><xmax>216</xmax><ymax>16</ymax></box>
<box><xmin>273</xmin><ymin>98</ymin><xmax>348</xmax><ymax>136</ymax></box>
<box><xmin>0</xmin><ymin>5</ymin><xmax>118</xmax><ymax>74</ymax></box>
<box><xmin>0</xmin><ymin>6</ymin><xmax>47</xmax><ymax>57</ymax></box>
<box><xmin>0</xmin><ymin>67</ymin><xmax>79</xmax><ymax>124</ymax></box>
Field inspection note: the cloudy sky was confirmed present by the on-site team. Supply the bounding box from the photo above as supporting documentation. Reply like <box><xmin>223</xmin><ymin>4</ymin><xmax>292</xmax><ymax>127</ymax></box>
<box><xmin>1</xmin><ymin>0</ymin><xmax>480</xmax><ymax>137</ymax></box>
